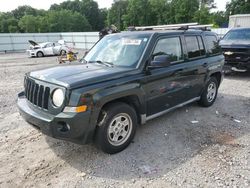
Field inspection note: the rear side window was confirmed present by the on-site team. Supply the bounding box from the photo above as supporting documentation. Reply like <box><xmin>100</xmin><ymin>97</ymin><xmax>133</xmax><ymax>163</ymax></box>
<box><xmin>185</xmin><ymin>36</ymin><xmax>205</xmax><ymax>59</ymax></box>
<box><xmin>197</xmin><ymin>36</ymin><xmax>206</xmax><ymax>56</ymax></box>
<box><xmin>153</xmin><ymin>37</ymin><xmax>183</xmax><ymax>62</ymax></box>
<box><xmin>205</xmin><ymin>35</ymin><xmax>221</xmax><ymax>55</ymax></box>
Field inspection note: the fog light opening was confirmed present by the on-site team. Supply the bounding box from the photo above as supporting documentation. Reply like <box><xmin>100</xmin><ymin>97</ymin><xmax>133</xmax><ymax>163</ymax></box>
<box><xmin>57</xmin><ymin>122</ymin><xmax>70</xmax><ymax>133</ymax></box>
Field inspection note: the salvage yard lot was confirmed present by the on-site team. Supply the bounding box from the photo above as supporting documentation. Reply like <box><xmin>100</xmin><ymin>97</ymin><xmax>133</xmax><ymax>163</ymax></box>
<box><xmin>0</xmin><ymin>53</ymin><xmax>249</xmax><ymax>187</ymax></box>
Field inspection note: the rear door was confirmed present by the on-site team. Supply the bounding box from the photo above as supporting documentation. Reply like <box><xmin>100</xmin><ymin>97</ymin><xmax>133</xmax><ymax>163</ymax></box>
<box><xmin>182</xmin><ymin>35</ymin><xmax>208</xmax><ymax>99</ymax></box>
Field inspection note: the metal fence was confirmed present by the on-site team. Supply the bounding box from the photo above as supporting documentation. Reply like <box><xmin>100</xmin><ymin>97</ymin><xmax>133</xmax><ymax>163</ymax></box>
<box><xmin>0</xmin><ymin>29</ymin><xmax>229</xmax><ymax>53</ymax></box>
<box><xmin>0</xmin><ymin>32</ymin><xmax>99</xmax><ymax>52</ymax></box>
<box><xmin>211</xmin><ymin>28</ymin><xmax>230</xmax><ymax>38</ymax></box>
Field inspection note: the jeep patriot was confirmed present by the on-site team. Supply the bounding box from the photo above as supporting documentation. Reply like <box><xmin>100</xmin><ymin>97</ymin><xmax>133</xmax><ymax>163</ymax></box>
<box><xmin>18</xmin><ymin>28</ymin><xmax>224</xmax><ymax>154</ymax></box>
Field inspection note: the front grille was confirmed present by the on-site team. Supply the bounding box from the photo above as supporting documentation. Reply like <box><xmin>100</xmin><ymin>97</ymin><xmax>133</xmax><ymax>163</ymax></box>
<box><xmin>24</xmin><ymin>77</ymin><xmax>50</xmax><ymax>110</ymax></box>
<box><xmin>223</xmin><ymin>48</ymin><xmax>249</xmax><ymax>53</ymax></box>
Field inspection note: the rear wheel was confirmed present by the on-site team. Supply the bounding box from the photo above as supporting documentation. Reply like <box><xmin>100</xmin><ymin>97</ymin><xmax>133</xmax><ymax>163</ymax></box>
<box><xmin>95</xmin><ymin>102</ymin><xmax>137</xmax><ymax>154</ymax></box>
<box><xmin>60</xmin><ymin>50</ymin><xmax>66</xmax><ymax>55</ymax></box>
<box><xmin>199</xmin><ymin>77</ymin><xmax>218</xmax><ymax>107</ymax></box>
<box><xmin>37</xmin><ymin>51</ymin><xmax>44</xmax><ymax>58</ymax></box>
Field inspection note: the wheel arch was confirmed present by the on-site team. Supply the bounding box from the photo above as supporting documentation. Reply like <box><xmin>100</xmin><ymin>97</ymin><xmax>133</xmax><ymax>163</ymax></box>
<box><xmin>92</xmin><ymin>86</ymin><xmax>146</xmax><ymax>126</ymax></box>
<box><xmin>210</xmin><ymin>71</ymin><xmax>222</xmax><ymax>86</ymax></box>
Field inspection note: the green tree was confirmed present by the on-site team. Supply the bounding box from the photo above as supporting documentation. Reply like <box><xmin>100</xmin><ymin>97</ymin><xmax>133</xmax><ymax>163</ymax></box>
<box><xmin>211</xmin><ymin>11</ymin><xmax>228</xmax><ymax>27</ymax></box>
<box><xmin>12</xmin><ymin>6</ymin><xmax>39</xmax><ymax>19</ymax></box>
<box><xmin>0</xmin><ymin>13</ymin><xmax>19</xmax><ymax>33</ymax></box>
<box><xmin>194</xmin><ymin>6</ymin><xmax>211</xmax><ymax>24</ymax></box>
<box><xmin>18</xmin><ymin>15</ymin><xmax>39</xmax><ymax>33</ymax></box>
<box><xmin>149</xmin><ymin>0</ymin><xmax>173</xmax><ymax>25</ymax></box>
<box><xmin>172</xmin><ymin>0</ymin><xmax>200</xmax><ymax>23</ymax></box>
<box><xmin>226</xmin><ymin>0</ymin><xmax>250</xmax><ymax>15</ymax></box>
<box><xmin>50</xmin><ymin>0</ymin><xmax>104</xmax><ymax>30</ymax></box>
<box><xmin>123</xmin><ymin>0</ymin><xmax>152</xmax><ymax>27</ymax></box>
<box><xmin>45</xmin><ymin>10</ymin><xmax>91</xmax><ymax>32</ymax></box>
<box><xmin>107</xmin><ymin>0</ymin><xmax>128</xmax><ymax>30</ymax></box>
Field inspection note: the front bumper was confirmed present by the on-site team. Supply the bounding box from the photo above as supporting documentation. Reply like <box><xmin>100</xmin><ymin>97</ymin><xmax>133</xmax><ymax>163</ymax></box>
<box><xmin>223</xmin><ymin>53</ymin><xmax>250</xmax><ymax>70</ymax></box>
<box><xmin>26</xmin><ymin>50</ymin><xmax>36</xmax><ymax>57</ymax></box>
<box><xmin>17</xmin><ymin>92</ymin><xmax>95</xmax><ymax>144</ymax></box>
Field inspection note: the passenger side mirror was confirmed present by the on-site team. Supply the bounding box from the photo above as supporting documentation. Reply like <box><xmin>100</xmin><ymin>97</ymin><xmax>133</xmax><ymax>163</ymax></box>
<box><xmin>149</xmin><ymin>55</ymin><xmax>172</xmax><ymax>68</ymax></box>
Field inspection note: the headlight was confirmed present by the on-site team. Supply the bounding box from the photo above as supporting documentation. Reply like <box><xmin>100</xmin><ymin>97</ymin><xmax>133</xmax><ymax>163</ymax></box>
<box><xmin>52</xmin><ymin>89</ymin><xmax>64</xmax><ymax>107</ymax></box>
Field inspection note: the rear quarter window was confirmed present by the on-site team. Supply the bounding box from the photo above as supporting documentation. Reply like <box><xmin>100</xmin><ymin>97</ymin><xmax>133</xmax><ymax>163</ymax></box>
<box><xmin>205</xmin><ymin>35</ymin><xmax>221</xmax><ymax>55</ymax></box>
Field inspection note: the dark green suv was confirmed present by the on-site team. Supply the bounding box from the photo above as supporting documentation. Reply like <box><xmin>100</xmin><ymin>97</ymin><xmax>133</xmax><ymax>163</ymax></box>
<box><xmin>18</xmin><ymin>29</ymin><xmax>224</xmax><ymax>154</ymax></box>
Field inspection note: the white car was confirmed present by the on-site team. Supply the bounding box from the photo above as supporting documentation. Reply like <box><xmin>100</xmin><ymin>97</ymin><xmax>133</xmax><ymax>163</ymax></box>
<box><xmin>27</xmin><ymin>40</ymin><xmax>69</xmax><ymax>57</ymax></box>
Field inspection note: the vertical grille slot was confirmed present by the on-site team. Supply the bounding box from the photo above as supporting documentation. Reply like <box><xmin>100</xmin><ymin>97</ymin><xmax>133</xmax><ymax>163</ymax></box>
<box><xmin>24</xmin><ymin>77</ymin><xmax>50</xmax><ymax>110</ymax></box>
<box><xmin>38</xmin><ymin>85</ymin><xmax>44</xmax><ymax>108</ymax></box>
<box><xmin>29</xmin><ymin>81</ymin><xmax>35</xmax><ymax>102</ymax></box>
<box><xmin>33</xmin><ymin>84</ymin><xmax>39</xmax><ymax>105</ymax></box>
<box><xmin>43</xmin><ymin>87</ymin><xmax>50</xmax><ymax>109</ymax></box>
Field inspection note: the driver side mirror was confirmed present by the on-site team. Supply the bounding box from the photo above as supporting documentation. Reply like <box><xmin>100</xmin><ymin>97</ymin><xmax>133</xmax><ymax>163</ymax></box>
<box><xmin>149</xmin><ymin>55</ymin><xmax>172</xmax><ymax>68</ymax></box>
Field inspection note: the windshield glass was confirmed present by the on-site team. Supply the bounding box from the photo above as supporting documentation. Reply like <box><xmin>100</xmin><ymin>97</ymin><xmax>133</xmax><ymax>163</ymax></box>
<box><xmin>223</xmin><ymin>29</ymin><xmax>250</xmax><ymax>40</ymax></box>
<box><xmin>84</xmin><ymin>34</ymin><xmax>150</xmax><ymax>67</ymax></box>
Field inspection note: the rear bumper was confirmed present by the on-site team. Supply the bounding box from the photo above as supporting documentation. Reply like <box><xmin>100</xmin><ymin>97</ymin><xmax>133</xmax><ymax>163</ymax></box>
<box><xmin>17</xmin><ymin>92</ymin><xmax>95</xmax><ymax>144</ymax></box>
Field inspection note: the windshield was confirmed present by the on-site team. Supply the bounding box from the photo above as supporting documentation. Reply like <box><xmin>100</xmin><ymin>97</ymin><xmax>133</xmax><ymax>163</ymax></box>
<box><xmin>223</xmin><ymin>29</ymin><xmax>250</xmax><ymax>40</ymax></box>
<box><xmin>84</xmin><ymin>34</ymin><xmax>150</xmax><ymax>67</ymax></box>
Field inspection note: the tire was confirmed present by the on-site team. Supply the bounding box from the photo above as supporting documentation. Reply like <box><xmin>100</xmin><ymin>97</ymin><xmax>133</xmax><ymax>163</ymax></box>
<box><xmin>95</xmin><ymin>102</ymin><xmax>137</xmax><ymax>154</ymax></box>
<box><xmin>37</xmin><ymin>51</ymin><xmax>44</xmax><ymax>58</ymax></box>
<box><xmin>60</xmin><ymin>50</ymin><xmax>66</xmax><ymax>55</ymax></box>
<box><xmin>199</xmin><ymin>77</ymin><xmax>218</xmax><ymax>107</ymax></box>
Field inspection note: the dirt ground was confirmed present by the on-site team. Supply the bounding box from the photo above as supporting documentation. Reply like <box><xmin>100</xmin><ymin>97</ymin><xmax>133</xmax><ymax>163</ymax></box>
<box><xmin>0</xmin><ymin>52</ymin><xmax>249</xmax><ymax>188</ymax></box>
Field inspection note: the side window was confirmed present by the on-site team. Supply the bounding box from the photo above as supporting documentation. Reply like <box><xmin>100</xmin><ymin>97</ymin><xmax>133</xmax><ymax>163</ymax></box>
<box><xmin>185</xmin><ymin>36</ymin><xmax>204</xmax><ymax>59</ymax></box>
<box><xmin>205</xmin><ymin>35</ymin><xmax>221</xmax><ymax>55</ymax></box>
<box><xmin>46</xmin><ymin>43</ymin><xmax>53</xmax><ymax>48</ymax></box>
<box><xmin>153</xmin><ymin>37</ymin><xmax>183</xmax><ymax>63</ymax></box>
<box><xmin>197</xmin><ymin>36</ymin><xmax>206</xmax><ymax>56</ymax></box>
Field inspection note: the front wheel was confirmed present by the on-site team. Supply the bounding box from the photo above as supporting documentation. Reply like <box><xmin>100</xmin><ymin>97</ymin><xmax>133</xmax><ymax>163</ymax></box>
<box><xmin>199</xmin><ymin>77</ymin><xmax>218</xmax><ymax>107</ymax></box>
<box><xmin>37</xmin><ymin>51</ymin><xmax>44</xmax><ymax>58</ymax></box>
<box><xmin>95</xmin><ymin>102</ymin><xmax>137</xmax><ymax>154</ymax></box>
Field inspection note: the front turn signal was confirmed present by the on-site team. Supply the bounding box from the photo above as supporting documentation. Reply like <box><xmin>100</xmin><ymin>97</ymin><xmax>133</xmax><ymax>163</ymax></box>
<box><xmin>63</xmin><ymin>105</ymin><xmax>88</xmax><ymax>113</ymax></box>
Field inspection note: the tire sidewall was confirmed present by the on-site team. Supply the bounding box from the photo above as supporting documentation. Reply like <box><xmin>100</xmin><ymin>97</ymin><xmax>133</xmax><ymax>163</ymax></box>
<box><xmin>37</xmin><ymin>51</ymin><xmax>43</xmax><ymax>57</ymax></box>
<box><xmin>60</xmin><ymin>50</ymin><xmax>66</xmax><ymax>55</ymax></box>
<box><xmin>96</xmin><ymin>103</ymin><xmax>137</xmax><ymax>154</ymax></box>
<box><xmin>200</xmin><ymin>77</ymin><xmax>218</xmax><ymax>107</ymax></box>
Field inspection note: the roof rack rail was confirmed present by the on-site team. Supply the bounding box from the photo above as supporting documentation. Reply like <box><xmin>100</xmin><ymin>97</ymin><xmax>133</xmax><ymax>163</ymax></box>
<box><xmin>128</xmin><ymin>23</ymin><xmax>213</xmax><ymax>31</ymax></box>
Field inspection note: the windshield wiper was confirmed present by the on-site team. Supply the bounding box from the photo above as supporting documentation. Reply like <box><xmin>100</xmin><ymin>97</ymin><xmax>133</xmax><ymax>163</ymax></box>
<box><xmin>92</xmin><ymin>60</ymin><xmax>114</xmax><ymax>67</ymax></box>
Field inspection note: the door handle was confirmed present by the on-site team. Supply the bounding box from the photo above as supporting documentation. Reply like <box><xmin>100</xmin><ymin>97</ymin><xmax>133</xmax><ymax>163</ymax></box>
<box><xmin>203</xmin><ymin>63</ymin><xmax>208</xmax><ymax>67</ymax></box>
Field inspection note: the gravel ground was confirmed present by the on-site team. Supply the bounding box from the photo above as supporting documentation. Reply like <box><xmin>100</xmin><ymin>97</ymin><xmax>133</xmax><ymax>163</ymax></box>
<box><xmin>0</xmin><ymin>52</ymin><xmax>249</xmax><ymax>188</ymax></box>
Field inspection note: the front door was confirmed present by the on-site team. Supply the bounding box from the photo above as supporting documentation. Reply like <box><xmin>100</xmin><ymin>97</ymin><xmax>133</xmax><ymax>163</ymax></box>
<box><xmin>145</xmin><ymin>36</ymin><xmax>191</xmax><ymax>116</ymax></box>
<box><xmin>43</xmin><ymin>43</ymin><xmax>54</xmax><ymax>55</ymax></box>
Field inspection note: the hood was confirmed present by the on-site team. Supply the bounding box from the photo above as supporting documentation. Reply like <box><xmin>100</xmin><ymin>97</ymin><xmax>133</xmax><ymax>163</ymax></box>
<box><xmin>28</xmin><ymin>63</ymin><xmax>134</xmax><ymax>89</ymax></box>
<box><xmin>220</xmin><ymin>39</ymin><xmax>250</xmax><ymax>48</ymax></box>
<box><xmin>28</xmin><ymin>40</ymin><xmax>39</xmax><ymax>46</ymax></box>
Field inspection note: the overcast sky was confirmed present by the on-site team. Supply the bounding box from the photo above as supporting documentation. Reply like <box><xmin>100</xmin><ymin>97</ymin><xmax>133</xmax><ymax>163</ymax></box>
<box><xmin>0</xmin><ymin>0</ymin><xmax>231</xmax><ymax>12</ymax></box>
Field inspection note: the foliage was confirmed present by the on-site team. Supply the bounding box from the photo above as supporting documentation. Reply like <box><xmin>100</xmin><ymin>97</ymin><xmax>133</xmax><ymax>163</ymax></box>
<box><xmin>0</xmin><ymin>0</ymin><xmax>250</xmax><ymax>33</ymax></box>
<box><xmin>226</xmin><ymin>0</ymin><xmax>250</xmax><ymax>15</ymax></box>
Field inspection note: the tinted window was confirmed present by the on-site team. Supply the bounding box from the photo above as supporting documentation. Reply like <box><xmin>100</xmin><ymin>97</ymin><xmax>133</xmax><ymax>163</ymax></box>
<box><xmin>153</xmin><ymin>37</ymin><xmax>183</xmax><ymax>62</ymax></box>
<box><xmin>185</xmin><ymin>36</ymin><xmax>204</xmax><ymax>58</ymax></box>
<box><xmin>197</xmin><ymin>36</ymin><xmax>206</xmax><ymax>56</ymax></box>
<box><xmin>206</xmin><ymin>35</ymin><xmax>221</xmax><ymax>55</ymax></box>
<box><xmin>223</xmin><ymin>29</ymin><xmax>250</xmax><ymax>40</ymax></box>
